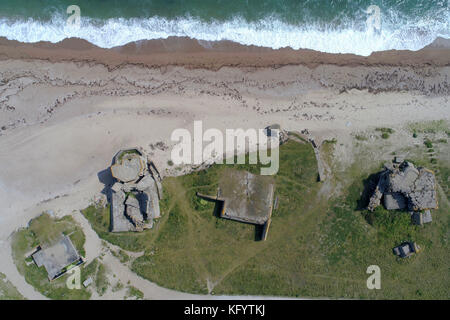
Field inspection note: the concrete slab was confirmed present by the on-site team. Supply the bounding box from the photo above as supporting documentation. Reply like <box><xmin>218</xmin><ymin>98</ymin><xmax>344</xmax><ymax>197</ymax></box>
<box><xmin>31</xmin><ymin>235</ymin><xmax>81</xmax><ymax>280</ymax></box>
<box><xmin>219</xmin><ymin>169</ymin><xmax>274</xmax><ymax>225</ymax></box>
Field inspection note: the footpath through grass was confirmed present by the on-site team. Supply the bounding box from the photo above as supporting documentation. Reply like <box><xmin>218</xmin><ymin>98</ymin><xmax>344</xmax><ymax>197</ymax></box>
<box><xmin>84</xmin><ymin>141</ymin><xmax>320</xmax><ymax>294</ymax></box>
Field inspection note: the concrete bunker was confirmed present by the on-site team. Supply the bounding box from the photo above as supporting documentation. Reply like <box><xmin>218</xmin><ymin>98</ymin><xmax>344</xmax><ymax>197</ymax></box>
<box><xmin>368</xmin><ymin>159</ymin><xmax>438</xmax><ymax>225</ymax></box>
<box><xmin>197</xmin><ymin>168</ymin><xmax>275</xmax><ymax>241</ymax></box>
<box><xmin>109</xmin><ymin>148</ymin><xmax>164</xmax><ymax>232</ymax></box>
<box><xmin>31</xmin><ymin>235</ymin><xmax>84</xmax><ymax>281</ymax></box>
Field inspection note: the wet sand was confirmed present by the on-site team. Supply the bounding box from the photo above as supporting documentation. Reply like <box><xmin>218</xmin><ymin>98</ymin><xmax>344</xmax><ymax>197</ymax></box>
<box><xmin>1</xmin><ymin>36</ymin><xmax>450</xmax><ymax>70</ymax></box>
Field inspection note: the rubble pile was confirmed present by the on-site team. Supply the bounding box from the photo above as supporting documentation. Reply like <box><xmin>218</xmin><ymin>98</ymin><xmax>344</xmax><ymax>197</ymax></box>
<box><xmin>368</xmin><ymin>159</ymin><xmax>438</xmax><ymax>225</ymax></box>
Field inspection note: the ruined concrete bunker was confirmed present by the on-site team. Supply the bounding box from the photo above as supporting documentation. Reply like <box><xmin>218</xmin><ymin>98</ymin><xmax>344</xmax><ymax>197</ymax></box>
<box><xmin>368</xmin><ymin>160</ymin><xmax>438</xmax><ymax>225</ymax></box>
<box><xmin>109</xmin><ymin>148</ymin><xmax>163</xmax><ymax>232</ymax></box>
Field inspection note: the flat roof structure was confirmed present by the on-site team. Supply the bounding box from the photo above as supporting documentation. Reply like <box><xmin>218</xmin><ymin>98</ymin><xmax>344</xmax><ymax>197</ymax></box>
<box><xmin>197</xmin><ymin>168</ymin><xmax>275</xmax><ymax>240</ymax></box>
<box><xmin>110</xmin><ymin>186</ymin><xmax>135</xmax><ymax>232</ymax></box>
<box><xmin>31</xmin><ymin>235</ymin><xmax>83</xmax><ymax>280</ymax></box>
<box><xmin>219</xmin><ymin>169</ymin><xmax>274</xmax><ymax>225</ymax></box>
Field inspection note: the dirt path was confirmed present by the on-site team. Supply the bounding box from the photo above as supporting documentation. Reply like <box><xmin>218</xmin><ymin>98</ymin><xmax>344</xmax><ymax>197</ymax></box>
<box><xmin>73</xmin><ymin>210</ymin><xmax>198</xmax><ymax>299</ymax></box>
<box><xmin>74</xmin><ymin>209</ymin><xmax>304</xmax><ymax>300</ymax></box>
<box><xmin>0</xmin><ymin>240</ymin><xmax>48</xmax><ymax>300</ymax></box>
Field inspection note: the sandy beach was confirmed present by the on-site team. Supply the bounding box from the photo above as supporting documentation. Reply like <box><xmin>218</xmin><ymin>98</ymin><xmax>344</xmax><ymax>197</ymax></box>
<box><xmin>0</xmin><ymin>37</ymin><xmax>449</xmax><ymax>299</ymax></box>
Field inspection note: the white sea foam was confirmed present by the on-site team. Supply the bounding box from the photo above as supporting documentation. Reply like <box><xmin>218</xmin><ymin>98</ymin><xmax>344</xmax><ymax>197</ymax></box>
<box><xmin>0</xmin><ymin>14</ymin><xmax>448</xmax><ymax>56</ymax></box>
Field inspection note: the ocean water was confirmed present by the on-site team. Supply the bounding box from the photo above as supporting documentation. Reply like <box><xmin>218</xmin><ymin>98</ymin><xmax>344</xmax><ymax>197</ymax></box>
<box><xmin>0</xmin><ymin>0</ymin><xmax>448</xmax><ymax>55</ymax></box>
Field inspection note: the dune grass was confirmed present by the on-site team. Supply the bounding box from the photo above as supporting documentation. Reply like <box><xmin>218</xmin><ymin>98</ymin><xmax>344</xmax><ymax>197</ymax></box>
<box><xmin>0</xmin><ymin>272</ymin><xmax>25</xmax><ymax>300</ymax></box>
<box><xmin>407</xmin><ymin>120</ymin><xmax>449</xmax><ymax>134</ymax></box>
<box><xmin>125</xmin><ymin>285</ymin><xmax>144</xmax><ymax>300</ymax></box>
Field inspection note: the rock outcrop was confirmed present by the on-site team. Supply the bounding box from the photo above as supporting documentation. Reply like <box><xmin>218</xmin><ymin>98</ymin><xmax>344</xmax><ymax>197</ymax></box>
<box><xmin>368</xmin><ymin>160</ymin><xmax>438</xmax><ymax>215</ymax></box>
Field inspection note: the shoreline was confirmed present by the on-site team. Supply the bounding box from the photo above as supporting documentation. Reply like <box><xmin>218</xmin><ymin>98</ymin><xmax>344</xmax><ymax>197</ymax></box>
<box><xmin>1</xmin><ymin>36</ymin><xmax>450</xmax><ymax>70</ymax></box>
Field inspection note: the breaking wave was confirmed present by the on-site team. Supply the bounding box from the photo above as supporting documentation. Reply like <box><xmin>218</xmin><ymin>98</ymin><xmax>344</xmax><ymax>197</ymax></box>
<box><xmin>0</xmin><ymin>13</ymin><xmax>449</xmax><ymax>56</ymax></box>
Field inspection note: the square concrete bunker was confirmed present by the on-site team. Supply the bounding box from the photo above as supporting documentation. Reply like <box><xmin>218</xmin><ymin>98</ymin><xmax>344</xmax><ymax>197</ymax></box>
<box><xmin>197</xmin><ymin>168</ymin><xmax>275</xmax><ymax>240</ymax></box>
<box><xmin>31</xmin><ymin>235</ymin><xmax>83</xmax><ymax>281</ymax></box>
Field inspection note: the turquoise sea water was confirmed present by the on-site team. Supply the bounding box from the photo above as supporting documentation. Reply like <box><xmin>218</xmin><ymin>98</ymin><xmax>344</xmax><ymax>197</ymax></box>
<box><xmin>0</xmin><ymin>0</ymin><xmax>448</xmax><ymax>55</ymax></box>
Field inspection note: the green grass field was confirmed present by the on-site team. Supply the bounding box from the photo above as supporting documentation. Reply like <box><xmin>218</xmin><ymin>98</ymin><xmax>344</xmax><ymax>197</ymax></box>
<box><xmin>82</xmin><ymin>138</ymin><xmax>449</xmax><ymax>299</ymax></box>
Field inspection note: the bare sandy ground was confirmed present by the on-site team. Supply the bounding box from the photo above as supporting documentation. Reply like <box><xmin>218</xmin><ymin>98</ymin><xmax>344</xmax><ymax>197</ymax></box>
<box><xmin>0</xmin><ymin>43</ymin><xmax>449</xmax><ymax>299</ymax></box>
